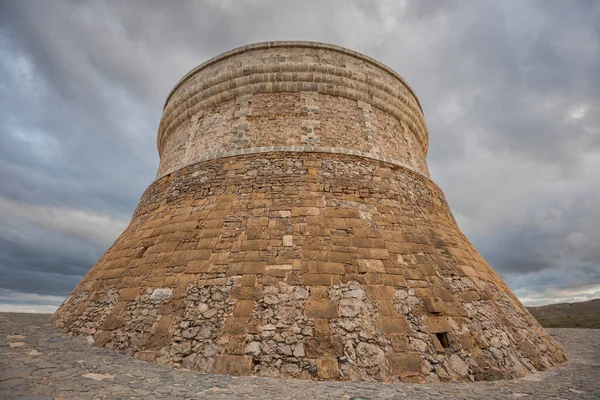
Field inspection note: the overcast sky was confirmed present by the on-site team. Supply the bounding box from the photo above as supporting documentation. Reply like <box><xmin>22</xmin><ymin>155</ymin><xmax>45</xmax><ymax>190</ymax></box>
<box><xmin>0</xmin><ymin>0</ymin><xmax>599</xmax><ymax>312</ymax></box>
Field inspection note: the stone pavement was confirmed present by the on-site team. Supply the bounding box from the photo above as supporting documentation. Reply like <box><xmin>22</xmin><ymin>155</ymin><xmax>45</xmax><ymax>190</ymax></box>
<box><xmin>1</xmin><ymin>313</ymin><xmax>598</xmax><ymax>399</ymax></box>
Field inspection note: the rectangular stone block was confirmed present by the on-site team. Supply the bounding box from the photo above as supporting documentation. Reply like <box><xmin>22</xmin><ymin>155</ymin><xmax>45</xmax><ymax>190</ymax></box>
<box><xmin>155</xmin><ymin>315</ymin><xmax>175</xmax><ymax>334</ymax></box>
<box><xmin>225</xmin><ymin>335</ymin><xmax>246</xmax><ymax>355</ymax></box>
<box><xmin>240</xmin><ymin>240</ymin><xmax>268</xmax><ymax>251</ymax></box>
<box><xmin>369</xmin><ymin>248</ymin><xmax>390</xmax><ymax>259</ymax></box>
<box><xmin>233</xmin><ymin>300</ymin><xmax>255</xmax><ymax>317</ymax></box>
<box><xmin>377</xmin><ymin>316</ymin><xmax>410</xmax><ymax>334</ymax></box>
<box><xmin>424</xmin><ymin>297</ymin><xmax>446</xmax><ymax>314</ymax></box>
<box><xmin>381</xmin><ymin>274</ymin><xmax>408</xmax><ymax>287</ymax></box>
<box><xmin>110</xmin><ymin>301</ymin><xmax>128</xmax><ymax>316</ymax></box>
<box><xmin>197</xmin><ymin>228</ymin><xmax>222</xmax><ymax>238</ymax></box>
<box><xmin>240</xmin><ymin>274</ymin><xmax>257</xmax><ymax>287</ymax></box>
<box><xmin>357</xmin><ymin>259</ymin><xmax>385</xmax><ymax>273</ymax></box>
<box><xmin>213</xmin><ymin>355</ymin><xmax>253</xmax><ymax>376</ymax></box>
<box><xmin>460</xmin><ymin>264</ymin><xmax>479</xmax><ymax>277</ymax></box>
<box><xmin>390</xmin><ymin>334</ymin><xmax>409</xmax><ymax>352</ymax></box>
<box><xmin>301</xmin><ymin>273</ymin><xmax>332</xmax><ymax>286</ymax></box>
<box><xmin>228</xmin><ymin>262</ymin><xmax>266</xmax><ymax>275</ymax></box>
<box><xmin>197</xmin><ymin>277</ymin><xmax>227</xmax><ymax>286</ymax></box>
<box><xmin>184</xmin><ymin>260</ymin><xmax>212</xmax><ymax>273</ymax></box>
<box><xmin>305</xmin><ymin>300</ymin><xmax>338</xmax><ymax>318</ymax></box>
<box><xmin>307</xmin><ymin>261</ymin><xmax>346</xmax><ymax>275</ymax></box>
<box><xmin>183</xmin><ymin>249</ymin><xmax>212</xmax><ymax>262</ymax></box>
<box><xmin>377</xmin><ymin>300</ymin><xmax>396</xmax><ymax>316</ymax></box>
<box><xmin>364</xmin><ymin>285</ymin><xmax>396</xmax><ymax>300</ymax></box>
<box><xmin>230</xmin><ymin>286</ymin><xmax>263</xmax><ymax>300</ymax></box>
<box><xmin>304</xmin><ymin>336</ymin><xmax>344</xmax><ymax>358</ymax></box>
<box><xmin>222</xmin><ymin>317</ymin><xmax>250</xmax><ymax>335</ymax></box>
<box><xmin>426</xmin><ymin>316</ymin><xmax>452</xmax><ymax>333</ymax></box>
<box><xmin>119</xmin><ymin>287</ymin><xmax>140</xmax><ymax>301</ymax></box>
<box><xmin>388</xmin><ymin>352</ymin><xmax>423</xmax><ymax>376</ymax></box>
<box><xmin>265</xmin><ymin>264</ymin><xmax>293</xmax><ymax>278</ymax></box>
<box><xmin>314</xmin><ymin>318</ymin><xmax>331</xmax><ymax>337</ymax></box>
<box><xmin>323</xmin><ymin>208</ymin><xmax>359</xmax><ymax>218</ymax></box>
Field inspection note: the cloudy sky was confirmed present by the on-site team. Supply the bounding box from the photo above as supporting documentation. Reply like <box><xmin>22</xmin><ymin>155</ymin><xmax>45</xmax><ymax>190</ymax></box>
<box><xmin>1</xmin><ymin>0</ymin><xmax>599</xmax><ymax>312</ymax></box>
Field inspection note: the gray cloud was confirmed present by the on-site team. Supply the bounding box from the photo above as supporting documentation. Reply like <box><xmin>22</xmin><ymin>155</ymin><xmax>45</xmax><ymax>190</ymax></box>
<box><xmin>0</xmin><ymin>0</ymin><xmax>598</xmax><ymax>311</ymax></box>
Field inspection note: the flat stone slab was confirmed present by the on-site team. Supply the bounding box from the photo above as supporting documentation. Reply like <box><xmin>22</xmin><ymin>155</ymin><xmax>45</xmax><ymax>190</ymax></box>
<box><xmin>1</xmin><ymin>313</ymin><xmax>598</xmax><ymax>399</ymax></box>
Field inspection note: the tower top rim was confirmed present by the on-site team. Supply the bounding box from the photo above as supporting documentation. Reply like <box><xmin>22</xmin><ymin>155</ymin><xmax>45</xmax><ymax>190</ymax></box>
<box><xmin>163</xmin><ymin>41</ymin><xmax>423</xmax><ymax>114</ymax></box>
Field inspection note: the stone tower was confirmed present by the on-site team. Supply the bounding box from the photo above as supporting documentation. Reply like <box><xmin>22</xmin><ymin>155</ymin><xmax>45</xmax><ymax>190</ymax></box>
<box><xmin>52</xmin><ymin>41</ymin><xmax>565</xmax><ymax>382</ymax></box>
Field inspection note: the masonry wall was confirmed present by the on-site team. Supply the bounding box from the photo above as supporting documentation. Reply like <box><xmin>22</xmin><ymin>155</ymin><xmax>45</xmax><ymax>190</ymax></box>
<box><xmin>53</xmin><ymin>152</ymin><xmax>565</xmax><ymax>382</ymax></box>
<box><xmin>155</xmin><ymin>42</ymin><xmax>429</xmax><ymax>179</ymax></box>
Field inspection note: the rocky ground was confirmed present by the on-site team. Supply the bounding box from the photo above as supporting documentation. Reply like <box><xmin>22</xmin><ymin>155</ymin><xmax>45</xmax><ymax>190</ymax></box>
<box><xmin>1</xmin><ymin>313</ymin><xmax>598</xmax><ymax>400</ymax></box>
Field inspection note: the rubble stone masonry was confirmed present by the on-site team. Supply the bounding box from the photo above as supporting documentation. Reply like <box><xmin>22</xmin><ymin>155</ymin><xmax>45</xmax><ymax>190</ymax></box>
<box><xmin>52</xmin><ymin>41</ymin><xmax>565</xmax><ymax>382</ymax></box>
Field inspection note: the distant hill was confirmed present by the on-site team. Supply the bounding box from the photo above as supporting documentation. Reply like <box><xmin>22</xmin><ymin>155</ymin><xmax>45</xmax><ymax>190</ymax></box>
<box><xmin>528</xmin><ymin>298</ymin><xmax>600</xmax><ymax>329</ymax></box>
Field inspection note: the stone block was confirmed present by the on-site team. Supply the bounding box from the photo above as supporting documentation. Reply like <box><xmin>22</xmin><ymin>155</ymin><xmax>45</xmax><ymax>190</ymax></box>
<box><xmin>388</xmin><ymin>352</ymin><xmax>423</xmax><ymax>376</ymax></box>
<box><xmin>305</xmin><ymin>300</ymin><xmax>338</xmax><ymax>318</ymax></box>
<box><xmin>155</xmin><ymin>315</ymin><xmax>175</xmax><ymax>334</ymax></box>
<box><xmin>357</xmin><ymin>259</ymin><xmax>385</xmax><ymax>273</ymax></box>
<box><xmin>240</xmin><ymin>274</ymin><xmax>257</xmax><ymax>287</ymax></box>
<box><xmin>364</xmin><ymin>285</ymin><xmax>396</xmax><ymax>300</ymax></box>
<box><xmin>222</xmin><ymin>317</ymin><xmax>250</xmax><ymax>335</ymax></box>
<box><xmin>265</xmin><ymin>264</ymin><xmax>293</xmax><ymax>278</ymax></box>
<box><xmin>425</xmin><ymin>316</ymin><xmax>452</xmax><ymax>333</ymax></box>
<box><xmin>369</xmin><ymin>248</ymin><xmax>390</xmax><ymax>259</ymax></box>
<box><xmin>140</xmin><ymin>332</ymin><xmax>170</xmax><ymax>351</ymax></box>
<box><xmin>377</xmin><ymin>316</ymin><xmax>410</xmax><ymax>334</ymax></box>
<box><xmin>460</xmin><ymin>264</ymin><xmax>479</xmax><ymax>277</ymax></box>
<box><xmin>307</xmin><ymin>261</ymin><xmax>346</xmax><ymax>275</ymax></box>
<box><xmin>213</xmin><ymin>355</ymin><xmax>253</xmax><ymax>376</ymax></box>
<box><xmin>225</xmin><ymin>335</ymin><xmax>247</xmax><ymax>355</ymax></box>
<box><xmin>304</xmin><ymin>336</ymin><xmax>343</xmax><ymax>358</ymax></box>
<box><xmin>282</xmin><ymin>235</ymin><xmax>294</xmax><ymax>247</ymax></box>
<box><xmin>301</xmin><ymin>273</ymin><xmax>332</xmax><ymax>286</ymax></box>
<box><xmin>233</xmin><ymin>300</ymin><xmax>255</xmax><ymax>317</ymax></box>
<box><xmin>119</xmin><ymin>287</ymin><xmax>140</xmax><ymax>301</ymax></box>
<box><xmin>390</xmin><ymin>334</ymin><xmax>409</xmax><ymax>352</ymax></box>
<box><xmin>314</xmin><ymin>318</ymin><xmax>331</xmax><ymax>337</ymax></box>
<box><xmin>228</xmin><ymin>262</ymin><xmax>266</xmax><ymax>275</ymax></box>
<box><xmin>424</xmin><ymin>297</ymin><xmax>445</xmax><ymax>314</ymax></box>
<box><xmin>376</xmin><ymin>300</ymin><xmax>396</xmax><ymax>316</ymax></box>
<box><xmin>240</xmin><ymin>240</ymin><xmax>268</xmax><ymax>251</ymax></box>
<box><xmin>381</xmin><ymin>274</ymin><xmax>408</xmax><ymax>287</ymax></box>
<box><xmin>316</xmin><ymin>356</ymin><xmax>341</xmax><ymax>379</ymax></box>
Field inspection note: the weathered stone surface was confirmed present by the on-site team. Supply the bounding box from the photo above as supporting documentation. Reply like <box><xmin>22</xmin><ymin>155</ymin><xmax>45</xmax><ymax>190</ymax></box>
<box><xmin>51</xmin><ymin>41</ymin><xmax>565</xmax><ymax>383</ymax></box>
<box><xmin>304</xmin><ymin>336</ymin><xmax>344</xmax><ymax>358</ymax></box>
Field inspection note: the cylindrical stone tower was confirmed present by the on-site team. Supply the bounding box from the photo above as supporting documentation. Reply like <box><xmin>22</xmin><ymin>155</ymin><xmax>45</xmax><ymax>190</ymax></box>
<box><xmin>53</xmin><ymin>41</ymin><xmax>565</xmax><ymax>382</ymax></box>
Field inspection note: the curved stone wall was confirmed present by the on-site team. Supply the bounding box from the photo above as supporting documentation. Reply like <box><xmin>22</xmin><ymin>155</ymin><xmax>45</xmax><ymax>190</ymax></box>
<box><xmin>156</xmin><ymin>42</ymin><xmax>430</xmax><ymax>179</ymax></box>
<box><xmin>53</xmin><ymin>41</ymin><xmax>565</xmax><ymax>383</ymax></box>
<box><xmin>54</xmin><ymin>153</ymin><xmax>564</xmax><ymax>382</ymax></box>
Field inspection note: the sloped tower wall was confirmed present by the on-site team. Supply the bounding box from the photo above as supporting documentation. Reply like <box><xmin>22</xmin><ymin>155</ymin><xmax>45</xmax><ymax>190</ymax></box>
<box><xmin>52</xmin><ymin>42</ymin><xmax>565</xmax><ymax>382</ymax></box>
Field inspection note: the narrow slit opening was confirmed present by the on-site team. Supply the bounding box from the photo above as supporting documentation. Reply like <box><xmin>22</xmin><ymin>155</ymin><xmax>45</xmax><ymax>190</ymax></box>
<box><xmin>436</xmin><ymin>332</ymin><xmax>450</xmax><ymax>348</ymax></box>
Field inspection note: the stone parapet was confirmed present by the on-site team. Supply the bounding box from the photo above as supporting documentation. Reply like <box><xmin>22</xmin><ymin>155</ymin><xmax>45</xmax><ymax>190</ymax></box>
<box><xmin>156</xmin><ymin>41</ymin><xmax>429</xmax><ymax>178</ymax></box>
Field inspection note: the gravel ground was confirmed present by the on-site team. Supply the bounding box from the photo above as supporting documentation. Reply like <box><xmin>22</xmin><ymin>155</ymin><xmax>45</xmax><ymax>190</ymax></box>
<box><xmin>1</xmin><ymin>312</ymin><xmax>598</xmax><ymax>399</ymax></box>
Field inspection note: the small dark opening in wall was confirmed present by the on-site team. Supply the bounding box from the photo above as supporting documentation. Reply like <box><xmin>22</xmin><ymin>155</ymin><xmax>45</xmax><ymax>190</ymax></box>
<box><xmin>436</xmin><ymin>332</ymin><xmax>450</xmax><ymax>348</ymax></box>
